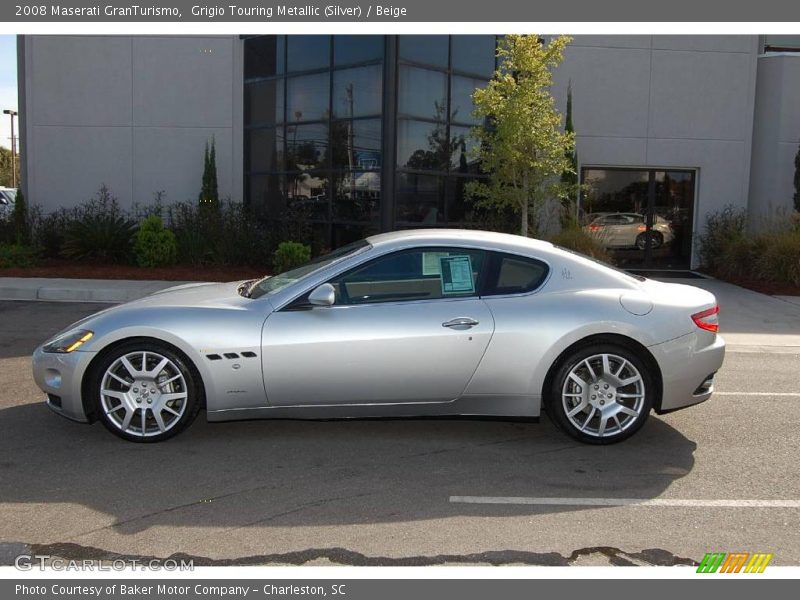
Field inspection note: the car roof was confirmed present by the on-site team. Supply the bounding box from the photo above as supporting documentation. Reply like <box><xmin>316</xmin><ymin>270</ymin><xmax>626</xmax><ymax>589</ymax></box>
<box><xmin>366</xmin><ymin>229</ymin><xmax>556</xmax><ymax>254</ymax></box>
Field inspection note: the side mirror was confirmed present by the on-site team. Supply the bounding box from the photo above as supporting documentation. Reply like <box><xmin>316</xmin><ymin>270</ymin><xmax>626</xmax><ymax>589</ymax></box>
<box><xmin>308</xmin><ymin>283</ymin><xmax>336</xmax><ymax>307</ymax></box>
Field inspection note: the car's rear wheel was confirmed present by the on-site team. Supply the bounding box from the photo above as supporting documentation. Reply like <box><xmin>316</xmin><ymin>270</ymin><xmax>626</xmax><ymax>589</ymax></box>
<box><xmin>635</xmin><ymin>231</ymin><xmax>663</xmax><ymax>250</ymax></box>
<box><xmin>90</xmin><ymin>341</ymin><xmax>201</xmax><ymax>442</ymax></box>
<box><xmin>548</xmin><ymin>344</ymin><xmax>654</xmax><ymax>444</ymax></box>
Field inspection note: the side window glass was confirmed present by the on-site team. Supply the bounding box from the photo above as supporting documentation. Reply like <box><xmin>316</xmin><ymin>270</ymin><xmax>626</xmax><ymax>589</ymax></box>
<box><xmin>486</xmin><ymin>253</ymin><xmax>549</xmax><ymax>296</ymax></box>
<box><xmin>330</xmin><ymin>248</ymin><xmax>485</xmax><ymax>305</ymax></box>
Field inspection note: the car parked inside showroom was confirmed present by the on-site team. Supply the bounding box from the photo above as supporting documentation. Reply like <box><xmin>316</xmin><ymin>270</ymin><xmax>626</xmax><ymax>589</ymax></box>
<box><xmin>33</xmin><ymin>229</ymin><xmax>724</xmax><ymax>444</ymax></box>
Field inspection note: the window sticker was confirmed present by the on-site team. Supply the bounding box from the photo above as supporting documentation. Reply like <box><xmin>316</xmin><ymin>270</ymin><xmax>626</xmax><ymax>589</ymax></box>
<box><xmin>440</xmin><ymin>255</ymin><xmax>475</xmax><ymax>295</ymax></box>
<box><xmin>422</xmin><ymin>251</ymin><xmax>450</xmax><ymax>276</ymax></box>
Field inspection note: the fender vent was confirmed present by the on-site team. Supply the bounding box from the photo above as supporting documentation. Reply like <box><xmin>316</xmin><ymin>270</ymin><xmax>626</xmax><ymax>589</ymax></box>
<box><xmin>223</xmin><ymin>353</ymin><xmax>240</xmax><ymax>359</ymax></box>
<box><xmin>206</xmin><ymin>354</ymin><xmax>222</xmax><ymax>361</ymax></box>
<box><xmin>241</xmin><ymin>351</ymin><xmax>257</xmax><ymax>358</ymax></box>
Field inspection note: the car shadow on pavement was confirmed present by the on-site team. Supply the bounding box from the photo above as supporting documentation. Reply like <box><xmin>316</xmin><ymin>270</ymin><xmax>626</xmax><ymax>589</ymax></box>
<box><xmin>0</xmin><ymin>402</ymin><xmax>696</xmax><ymax>534</ymax></box>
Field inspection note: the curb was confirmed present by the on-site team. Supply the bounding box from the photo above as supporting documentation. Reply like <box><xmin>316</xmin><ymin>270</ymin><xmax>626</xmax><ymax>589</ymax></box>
<box><xmin>0</xmin><ymin>278</ymin><xmax>195</xmax><ymax>304</ymax></box>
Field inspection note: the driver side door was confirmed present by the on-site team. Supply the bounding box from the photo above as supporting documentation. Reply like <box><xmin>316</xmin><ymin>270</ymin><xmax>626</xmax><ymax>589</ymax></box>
<box><xmin>260</xmin><ymin>247</ymin><xmax>495</xmax><ymax>407</ymax></box>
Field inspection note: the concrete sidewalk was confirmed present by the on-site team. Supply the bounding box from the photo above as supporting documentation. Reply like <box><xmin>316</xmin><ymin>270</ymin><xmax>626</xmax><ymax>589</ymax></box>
<box><xmin>0</xmin><ymin>277</ymin><xmax>191</xmax><ymax>303</ymax></box>
<box><xmin>1</xmin><ymin>275</ymin><xmax>798</xmax><ymax>351</ymax></box>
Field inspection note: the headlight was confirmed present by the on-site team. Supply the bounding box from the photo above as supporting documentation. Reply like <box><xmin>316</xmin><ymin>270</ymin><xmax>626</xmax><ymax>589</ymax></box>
<box><xmin>43</xmin><ymin>330</ymin><xmax>94</xmax><ymax>353</ymax></box>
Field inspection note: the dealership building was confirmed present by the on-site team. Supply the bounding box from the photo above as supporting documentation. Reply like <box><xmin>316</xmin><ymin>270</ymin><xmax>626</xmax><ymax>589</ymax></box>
<box><xmin>16</xmin><ymin>34</ymin><xmax>800</xmax><ymax>269</ymax></box>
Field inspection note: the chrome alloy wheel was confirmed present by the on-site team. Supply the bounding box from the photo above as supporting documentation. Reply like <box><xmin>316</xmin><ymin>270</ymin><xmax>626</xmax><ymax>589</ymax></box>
<box><xmin>561</xmin><ymin>353</ymin><xmax>645</xmax><ymax>438</ymax></box>
<box><xmin>100</xmin><ymin>351</ymin><xmax>188</xmax><ymax>438</ymax></box>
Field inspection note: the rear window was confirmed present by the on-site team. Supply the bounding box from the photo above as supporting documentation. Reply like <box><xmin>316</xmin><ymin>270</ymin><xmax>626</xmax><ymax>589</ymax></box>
<box><xmin>484</xmin><ymin>253</ymin><xmax>549</xmax><ymax>295</ymax></box>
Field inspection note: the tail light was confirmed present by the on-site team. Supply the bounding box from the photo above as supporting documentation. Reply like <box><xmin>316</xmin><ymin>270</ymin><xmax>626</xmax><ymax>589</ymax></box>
<box><xmin>588</xmin><ymin>224</ymin><xmax>601</xmax><ymax>232</ymax></box>
<box><xmin>692</xmin><ymin>305</ymin><xmax>719</xmax><ymax>333</ymax></box>
<box><xmin>637</xmin><ymin>224</ymin><xmax>646</xmax><ymax>232</ymax></box>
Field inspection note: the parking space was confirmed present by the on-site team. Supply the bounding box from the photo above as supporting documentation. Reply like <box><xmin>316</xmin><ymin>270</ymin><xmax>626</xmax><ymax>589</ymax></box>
<box><xmin>0</xmin><ymin>300</ymin><xmax>798</xmax><ymax>566</ymax></box>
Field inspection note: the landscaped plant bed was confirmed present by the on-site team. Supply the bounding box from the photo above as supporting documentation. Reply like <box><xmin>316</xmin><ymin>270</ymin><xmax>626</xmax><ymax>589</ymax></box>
<box><xmin>0</xmin><ymin>259</ymin><xmax>268</xmax><ymax>282</ymax></box>
<box><xmin>717</xmin><ymin>275</ymin><xmax>800</xmax><ymax>298</ymax></box>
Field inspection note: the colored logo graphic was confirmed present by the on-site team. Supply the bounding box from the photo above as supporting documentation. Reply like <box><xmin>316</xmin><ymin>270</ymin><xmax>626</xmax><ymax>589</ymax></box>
<box><xmin>696</xmin><ymin>552</ymin><xmax>773</xmax><ymax>573</ymax></box>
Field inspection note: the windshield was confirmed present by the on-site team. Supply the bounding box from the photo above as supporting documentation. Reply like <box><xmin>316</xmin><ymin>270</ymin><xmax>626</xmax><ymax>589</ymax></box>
<box><xmin>248</xmin><ymin>239</ymin><xmax>371</xmax><ymax>299</ymax></box>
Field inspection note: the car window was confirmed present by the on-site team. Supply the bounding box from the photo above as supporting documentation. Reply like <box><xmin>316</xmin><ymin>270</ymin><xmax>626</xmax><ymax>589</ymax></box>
<box><xmin>329</xmin><ymin>247</ymin><xmax>486</xmax><ymax>305</ymax></box>
<box><xmin>484</xmin><ymin>253</ymin><xmax>549</xmax><ymax>296</ymax></box>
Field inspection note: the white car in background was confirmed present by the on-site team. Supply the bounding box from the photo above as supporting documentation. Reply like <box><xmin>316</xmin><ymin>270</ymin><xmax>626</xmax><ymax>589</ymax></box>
<box><xmin>0</xmin><ymin>187</ymin><xmax>16</xmax><ymax>221</ymax></box>
<box><xmin>584</xmin><ymin>212</ymin><xmax>675</xmax><ymax>250</ymax></box>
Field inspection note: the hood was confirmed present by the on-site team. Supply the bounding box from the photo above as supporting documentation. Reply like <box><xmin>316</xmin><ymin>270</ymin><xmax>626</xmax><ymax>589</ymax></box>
<box><xmin>123</xmin><ymin>280</ymin><xmax>253</xmax><ymax>309</ymax></box>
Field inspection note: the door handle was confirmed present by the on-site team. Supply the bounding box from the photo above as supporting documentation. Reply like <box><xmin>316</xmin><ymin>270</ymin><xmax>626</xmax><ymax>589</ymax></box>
<box><xmin>442</xmin><ymin>317</ymin><xmax>479</xmax><ymax>329</ymax></box>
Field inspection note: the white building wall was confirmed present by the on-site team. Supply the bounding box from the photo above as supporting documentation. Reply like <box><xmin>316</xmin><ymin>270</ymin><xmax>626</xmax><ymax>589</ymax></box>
<box><xmin>22</xmin><ymin>35</ymin><xmax>243</xmax><ymax>212</ymax></box>
<box><xmin>551</xmin><ymin>35</ymin><xmax>760</xmax><ymax>268</ymax></box>
<box><xmin>748</xmin><ymin>53</ymin><xmax>800</xmax><ymax>225</ymax></box>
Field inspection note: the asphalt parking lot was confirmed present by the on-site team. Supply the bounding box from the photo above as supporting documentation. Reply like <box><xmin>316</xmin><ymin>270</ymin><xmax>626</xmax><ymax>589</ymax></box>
<box><xmin>0</xmin><ymin>299</ymin><xmax>798</xmax><ymax>566</ymax></box>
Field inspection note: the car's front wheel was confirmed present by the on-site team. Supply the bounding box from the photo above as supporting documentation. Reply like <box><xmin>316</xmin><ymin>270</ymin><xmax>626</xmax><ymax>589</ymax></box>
<box><xmin>90</xmin><ymin>341</ymin><xmax>201</xmax><ymax>442</ymax></box>
<box><xmin>548</xmin><ymin>344</ymin><xmax>654</xmax><ymax>444</ymax></box>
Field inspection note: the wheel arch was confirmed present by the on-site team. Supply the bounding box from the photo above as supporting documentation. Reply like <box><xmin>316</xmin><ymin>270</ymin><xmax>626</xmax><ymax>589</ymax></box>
<box><xmin>540</xmin><ymin>333</ymin><xmax>663</xmax><ymax>413</ymax></box>
<box><xmin>80</xmin><ymin>336</ymin><xmax>207</xmax><ymax>422</ymax></box>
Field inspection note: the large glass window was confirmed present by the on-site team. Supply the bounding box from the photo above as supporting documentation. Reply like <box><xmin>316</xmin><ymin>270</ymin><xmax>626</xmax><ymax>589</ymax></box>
<box><xmin>287</xmin><ymin>73</ymin><xmax>330</xmax><ymax>122</ymax></box>
<box><xmin>246</xmin><ymin>128</ymin><xmax>285</xmax><ymax>173</ymax></box>
<box><xmin>451</xmin><ymin>36</ymin><xmax>496</xmax><ymax>77</ymax></box>
<box><xmin>450</xmin><ymin>76</ymin><xmax>486</xmax><ymax>125</ymax></box>
<box><xmin>334</xmin><ymin>35</ymin><xmax>384</xmax><ymax>66</ymax></box>
<box><xmin>244</xmin><ymin>79</ymin><xmax>284</xmax><ymax>128</ymax></box>
<box><xmin>396</xmin><ymin>173</ymin><xmax>445</xmax><ymax>224</ymax></box>
<box><xmin>580</xmin><ymin>167</ymin><xmax>696</xmax><ymax>269</ymax></box>
<box><xmin>286</xmin><ymin>123</ymin><xmax>328</xmax><ymax>171</ymax></box>
<box><xmin>331</xmin><ymin>119</ymin><xmax>382</xmax><ymax>170</ymax></box>
<box><xmin>398</xmin><ymin>35</ymin><xmax>449</xmax><ymax>67</ymax></box>
<box><xmin>397</xmin><ymin>120</ymin><xmax>450</xmax><ymax>171</ymax></box>
<box><xmin>398</xmin><ymin>66</ymin><xmax>447</xmax><ymax>120</ymax></box>
<box><xmin>287</xmin><ymin>35</ymin><xmax>330</xmax><ymax>72</ymax></box>
<box><xmin>333</xmin><ymin>65</ymin><xmax>383</xmax><ymax>118</ymax></box>
<box><xmin>244</xmin><ymin>36</ymin><xmax>284</xmax><ymax>79</ymax></box>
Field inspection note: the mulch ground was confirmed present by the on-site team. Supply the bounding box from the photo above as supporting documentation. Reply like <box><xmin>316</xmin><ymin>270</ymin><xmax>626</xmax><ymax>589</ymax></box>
<box><xmin>0</xmin><ymin>259</ymin><xmax>268</xmax><ymax>282</ymax></box>
<box><xmin>714</xmin><ymin>275</ymin><xmax>800</xmax><ymax>297</ymax></box>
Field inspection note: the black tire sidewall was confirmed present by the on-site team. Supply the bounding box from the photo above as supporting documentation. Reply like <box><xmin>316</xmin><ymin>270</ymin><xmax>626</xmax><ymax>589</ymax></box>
<box><xmin>548</xmin><ymin>343</ymin><xmax>654</xmax><ymax>444</ymax></box>
<box><xmin>90</xmin><ymin>341</ymin><xmax>200</xmax><ymax>443</ymax></box>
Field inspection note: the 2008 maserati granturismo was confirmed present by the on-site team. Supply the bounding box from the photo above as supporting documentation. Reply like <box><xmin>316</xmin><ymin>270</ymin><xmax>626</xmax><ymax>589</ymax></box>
<box><xmin>32</xmin><ymin>229</ymin><xmax>725</xmax><ymax>444</ymax></box>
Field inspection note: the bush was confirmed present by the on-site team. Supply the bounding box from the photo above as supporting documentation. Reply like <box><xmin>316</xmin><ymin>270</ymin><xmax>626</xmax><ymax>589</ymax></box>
<box><xmin>11</xmin><ymin>187</ymin><xmax>30</xmax><ymax>246</ymax></box>
<box><xmin>0</xmin><ymin>243</ymin><xmax>39</xmax><ymax>268</ymax></box>
<box><xmin>698</xmin><ymin>205</ymin><xmax>747</xmax><ymax>274</ymax></box>
<box><xmin>134</xmin><ymin>215</ymin><xmax>177</xmax><ymax>267</ymax></box>
<box><xmin>29</xmin><ymin>206</ymin><xmax>71</xmax><ymax>259</ymax></box>
<box><xmin>62</xmin><ymin>185</ymin><xmax>136</xmax><ymax>263</ymax></box>
<box><xmin>547</xmin><ymin>226</ymin><xmax>612</xmax><ymax>263</ymax></box>
<box><xmin>273</xmin><ymin>241</ymin><xmax>311</xmax><ymax>273</ymax></box>
<box><xmin>754</xmin><ymin>230</ymin><xmax>800</xmax><ymax>286</ymax></box>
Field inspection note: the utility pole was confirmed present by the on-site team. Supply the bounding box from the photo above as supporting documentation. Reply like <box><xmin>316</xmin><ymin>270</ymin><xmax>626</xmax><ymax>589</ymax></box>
<box><xmin>3</xmin><ymin>109</ymin><xmax>18</xmax><ymax>188</ymax></box>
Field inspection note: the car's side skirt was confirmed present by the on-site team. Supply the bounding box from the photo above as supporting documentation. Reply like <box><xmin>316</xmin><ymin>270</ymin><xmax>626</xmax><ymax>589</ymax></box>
<box><xmin>206</xmin><ymin>393</ymin><xmax>540</xmax><ymax>422</ymax></box>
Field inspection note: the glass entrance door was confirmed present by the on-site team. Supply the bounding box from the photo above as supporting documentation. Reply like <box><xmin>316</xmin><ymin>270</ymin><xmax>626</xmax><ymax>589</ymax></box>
<box><xmin>580</xmin><ymin>167</ymin><xmax>695</xmax><ymax>270</ymax></box>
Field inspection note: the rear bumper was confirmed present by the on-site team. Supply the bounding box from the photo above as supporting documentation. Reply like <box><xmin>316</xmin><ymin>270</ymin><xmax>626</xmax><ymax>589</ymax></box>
<box><xmin>31</xmin><ymin>347</ymin><xmax>95</xmax><ymax>423</ymax></box>
<box><xmin>650</xmin><ymin>331</ymin><xmax>725</xmax><ymax>413</ymax></box>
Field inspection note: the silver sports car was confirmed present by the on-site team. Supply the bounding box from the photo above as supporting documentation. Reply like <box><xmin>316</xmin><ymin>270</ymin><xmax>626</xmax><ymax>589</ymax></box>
<box><xmin>32</xmin><ymin>229</ymin><xmax>725</xmax><ymax>444</ymax></box>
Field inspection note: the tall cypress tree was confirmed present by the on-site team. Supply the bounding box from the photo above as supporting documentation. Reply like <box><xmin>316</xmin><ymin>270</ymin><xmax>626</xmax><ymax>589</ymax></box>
<box><xmin>208</xmin><ymin>138</ymin><xmax>219</xmax><ymax>204</ymax></box>
<box><xmin>199</xmin><ymin>141</ymin><xmax>210</xmax><ymax>204</ymax></box>
<box><xmin>560</xmin><ymin>81</ymin><xmax>578</xmax><ymax>187</ymax></box>
<box><xmin>794</xmin><ymin>141</ymin><xmax>800</xmax><ymax>213</ymax></box>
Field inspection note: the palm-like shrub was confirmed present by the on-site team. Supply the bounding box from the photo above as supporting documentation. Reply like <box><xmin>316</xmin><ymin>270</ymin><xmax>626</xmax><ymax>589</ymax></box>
<box><xmin>61</xmin><ymin>185</ymin><xmax>136</xmax><ymax>263</ymax></box>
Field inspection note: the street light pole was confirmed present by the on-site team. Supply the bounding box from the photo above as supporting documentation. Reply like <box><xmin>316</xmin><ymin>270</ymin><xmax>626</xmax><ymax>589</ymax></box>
<box><xmin>3</xmin><ymin>109</ymin><xmax>18</xmax><ymax>189</ymax></box>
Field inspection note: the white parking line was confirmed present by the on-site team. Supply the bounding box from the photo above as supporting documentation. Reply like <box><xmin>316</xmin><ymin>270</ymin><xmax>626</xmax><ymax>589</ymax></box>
<box><xmin>714</xmin><ymin>392</ymin><xmax>800</xmax><ymax>397</ymax></box>
<box><xmin>449</xmin><ymin>496</ymin><xmax>800</xmax><ymax>508</ymax></box>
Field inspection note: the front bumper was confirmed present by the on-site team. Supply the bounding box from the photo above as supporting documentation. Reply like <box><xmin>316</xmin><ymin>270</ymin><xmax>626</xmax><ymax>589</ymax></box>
<box><xmin>650</xmin><ymin>331</ymin><xmax>725</xmax><ymax>413</ymax></box>
<box><xmin>31</xmin><ymin>346</ymin><xmax>97</xmax><ymax>423</ymax></box>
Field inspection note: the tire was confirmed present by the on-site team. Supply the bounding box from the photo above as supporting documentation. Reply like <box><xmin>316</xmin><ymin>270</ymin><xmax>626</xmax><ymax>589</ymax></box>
<box><xmin>547</xmin><ymin>343</ymin><xmax>654</xmax><ymax>444</ymax></box>
<box><xmin>89</xmin><ymin>341</ymin><xmax>201</xmax><ymax>442</ymax></box>
<box><xmin>635</xmin><ymin>231</ymin><xmax>663</xmax><ymax>250</ymax></box>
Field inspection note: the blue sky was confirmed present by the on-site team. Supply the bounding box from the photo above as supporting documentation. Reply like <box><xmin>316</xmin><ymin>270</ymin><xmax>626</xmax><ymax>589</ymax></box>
<box><xmin>0</xmin><ymin>35</ymin><xmax>18</xmax><ymax>151</ymax></box>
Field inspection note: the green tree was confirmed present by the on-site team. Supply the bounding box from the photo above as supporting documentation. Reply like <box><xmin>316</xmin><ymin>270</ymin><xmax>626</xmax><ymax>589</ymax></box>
<box><xmin>198</xmin><ymin>138</ymin><xmax>219</xmax><ymax>208</ymax></box>
<box><xmin>467</xmin><ymin>35</ymin><xmax>575</xmax><ymax>237</ymax></box>
<box><xmin>0</xmin><ymin>147</ymin><xmax>19</xmax><ymax>188</ymax></box>
<box><xmin>560</xmin><ymin>81</ymin><xmax>578</xmax><ymax>188</ymax></box>
<box><xmin>794</xmin><ymin>141</ymin><xmax>799</xmax><ymax>213</ymax></box>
